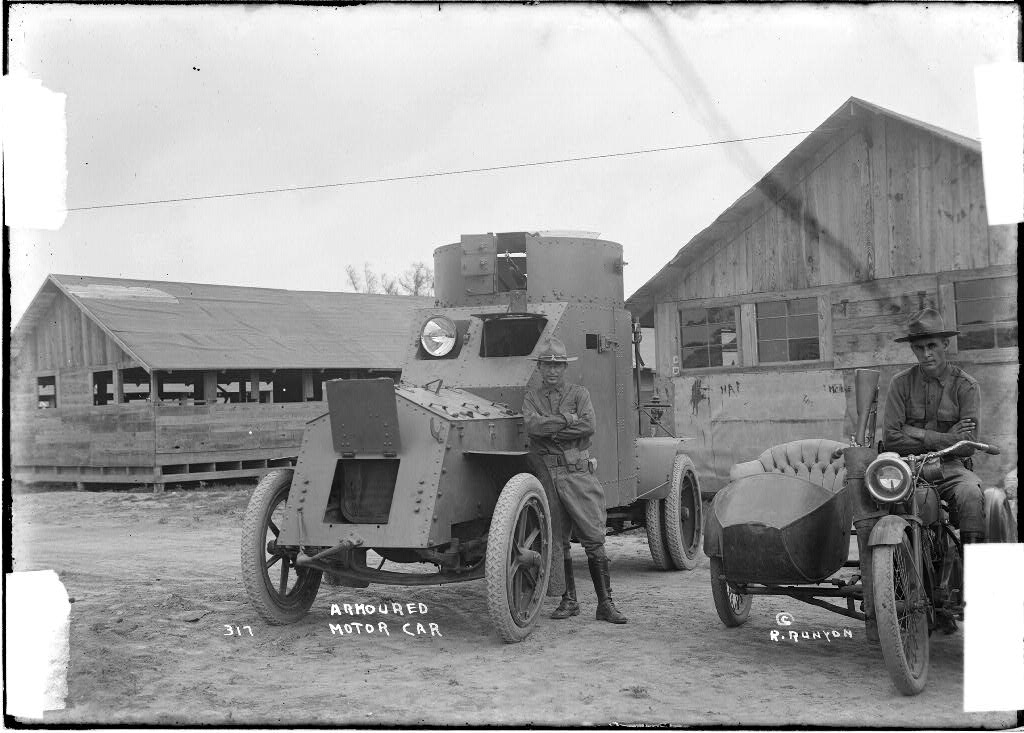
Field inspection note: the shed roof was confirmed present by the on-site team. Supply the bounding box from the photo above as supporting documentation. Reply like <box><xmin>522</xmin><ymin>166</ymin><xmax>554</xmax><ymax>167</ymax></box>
<box><xmin>12</xmin><ymin>274</ymin><xmax>433</xmax><ymax>371</ymax></box>
<box><xmin>625</xmin><ymin>97</ymin><xmax>981</xmax><ymax>323</ymax></box>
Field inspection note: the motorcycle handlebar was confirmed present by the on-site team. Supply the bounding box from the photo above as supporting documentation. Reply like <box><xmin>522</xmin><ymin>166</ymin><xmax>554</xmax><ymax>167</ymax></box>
<box><xmin>935</xmin><ymin>440</ymin><xmax>1000</xmax><ymax>457</ymax></box>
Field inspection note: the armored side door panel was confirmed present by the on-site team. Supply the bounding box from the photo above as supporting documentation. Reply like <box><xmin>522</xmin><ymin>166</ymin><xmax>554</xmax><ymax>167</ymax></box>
<box><xmin>614</xmin><ymin>306</ymin><xmax>639</xmax><ymax>503</ymax></box>
<box><xmin>556</xmin><ymin>303</ymin><xmax>625</xmax><ymax>505</ymax></box>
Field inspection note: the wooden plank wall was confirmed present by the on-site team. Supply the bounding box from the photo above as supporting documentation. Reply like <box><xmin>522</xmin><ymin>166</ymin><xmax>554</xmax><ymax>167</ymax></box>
<box><xmin>830</xmin><ymin>272</ymin><xmax>940</xmax><ymax>369</ymax></box>
<box><xmin>33</xmin><ymin>292</ymin><xmax>132</xmax><ymax>372</ymax></box>
<box><xmin>671</xmin><ymin>358</ymin><xmax>1016</xmax><ymax>492</ymax></box>
<box><xmin>673</xmin><ymin>369</ymin><xmax>849</xmax><ymax>493</ymax></box>
<box><xmin>10</xmin><ymin>403</ymin><xmax>156</xmax><ymax>468</ymax></box>
<box><xmin>662</xmin><ymin>264</ymin><xmax>1017</xmax><ymax>491</ymax></box>
<box><xmin>659</xmin><ymin>116</ymin><xmax>1017</xmax><ymax>304</ymax></box>
<box><xmin>154</xmin><ymin>402</ymin><xmax>327</xmax><ymax>465</ymax></box>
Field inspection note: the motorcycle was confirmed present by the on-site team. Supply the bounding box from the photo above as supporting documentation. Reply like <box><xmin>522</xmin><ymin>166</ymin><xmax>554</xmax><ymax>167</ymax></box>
<box><xmin>705</xmin><ymin>368</ymin><xmax>1017</xmax><ymax>696</ymax></box>
<box><xmin>860</xmin><ymin>438</ymin><xmax>1015</xmax><ymax>695</ymax></box>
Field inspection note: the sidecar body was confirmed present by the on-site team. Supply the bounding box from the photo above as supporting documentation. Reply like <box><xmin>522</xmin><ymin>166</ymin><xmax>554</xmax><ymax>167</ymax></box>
<box><xmin>704</xmin><ymin>472</ymin><xmax>854</xmax><ymax>584</ymax></box>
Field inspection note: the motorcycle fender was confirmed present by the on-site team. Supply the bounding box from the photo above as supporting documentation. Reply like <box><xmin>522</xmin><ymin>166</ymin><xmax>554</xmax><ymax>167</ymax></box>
<box><xmin>867</xmin><ymin>515</ymin><xmax>911</xmax><ymax>547</ymax></box>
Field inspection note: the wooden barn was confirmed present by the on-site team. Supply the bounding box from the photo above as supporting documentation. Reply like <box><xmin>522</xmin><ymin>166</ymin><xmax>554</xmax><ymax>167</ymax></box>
<box><xmin>627</xmin><ymin>97</ymin><xmax>1017</xmax><ymax>491</ymax></box>
<box><xmin>9</xmin><ymin>275</ymin><xmax>431</xmax><ymax>488</ymax></box>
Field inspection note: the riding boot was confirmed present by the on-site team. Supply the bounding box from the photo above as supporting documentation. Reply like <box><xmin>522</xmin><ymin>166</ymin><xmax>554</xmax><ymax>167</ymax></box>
<box><xmin>550</xmin><ymin>558</ymin><xmax>580</xmax><ymax>619</ymax></box>
<box><xmin>588</xmin><ymin>555</ymin><xmax>628</xmax><ymax>624</ymax></box>
<box><xmin>953</xmin><ymin>531</ymin><xmax>985</xmax><ymax>624</ymax></box>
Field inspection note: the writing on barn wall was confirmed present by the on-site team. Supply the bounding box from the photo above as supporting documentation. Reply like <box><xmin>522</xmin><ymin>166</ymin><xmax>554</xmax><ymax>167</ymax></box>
<box><xmin>674</xmin><ymin>370</ymin><xmax>847</xmax><ymax>492</ymax></box>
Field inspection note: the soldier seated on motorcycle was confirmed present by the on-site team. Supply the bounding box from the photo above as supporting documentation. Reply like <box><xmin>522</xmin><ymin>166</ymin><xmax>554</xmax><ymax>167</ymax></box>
<box><xmin>882</xmin><ymin>308</ymin><xmax>985</xmax><ymax>544</ymax></box>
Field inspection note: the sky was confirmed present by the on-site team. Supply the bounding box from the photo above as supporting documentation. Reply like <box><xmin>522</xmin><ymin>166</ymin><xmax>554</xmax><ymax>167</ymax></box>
<box><xmin>5</xmin><ymin>2</ymin><xmax>1019</xmax><ymax>325</ymax></box>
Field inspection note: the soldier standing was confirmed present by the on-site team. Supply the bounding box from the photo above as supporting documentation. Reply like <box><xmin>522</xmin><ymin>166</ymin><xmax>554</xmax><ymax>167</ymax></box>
<box><xmin>522</xmin><ymin>337</ymin><xmax>628</xmax><ymax>624</ymax></box>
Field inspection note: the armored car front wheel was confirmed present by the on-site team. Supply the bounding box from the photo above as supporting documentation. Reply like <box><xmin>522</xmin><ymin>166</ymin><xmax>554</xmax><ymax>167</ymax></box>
<box><xmin>241</xmin><ymin>469</ymin><xmax>322</xmax><ymax>625</ymax></box>
<box><xmin>486</xmin><ymin>473</ymin><xmax>553</xmax><ymax>643</ymax></box>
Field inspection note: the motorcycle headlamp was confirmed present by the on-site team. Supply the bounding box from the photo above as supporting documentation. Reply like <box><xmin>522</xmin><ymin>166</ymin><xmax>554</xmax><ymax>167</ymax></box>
<box><xmin>864</xmin><ymin>452</ymin><xmax>914</xmax><ymax>504</ymax></box>
<box><xmin>420</xmin><ymin>316</ymin><xmax>459</xmax><ymax>358</ymax></box>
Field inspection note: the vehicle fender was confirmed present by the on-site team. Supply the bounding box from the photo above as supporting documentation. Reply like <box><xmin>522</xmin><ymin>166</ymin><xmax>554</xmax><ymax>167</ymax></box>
<box><xmin>636</xmin><ymin>437</ymin><xmax>688</xmax><ymax>502</ymax></box>
<box><xmin>867</xmin><ymin>514</ymin><xmax>910</xmax><ymax>547</ymax></box>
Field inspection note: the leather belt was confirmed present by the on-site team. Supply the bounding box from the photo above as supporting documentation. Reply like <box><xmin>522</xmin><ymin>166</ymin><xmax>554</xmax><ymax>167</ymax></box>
<box><xmin>541</xmin><ymin>454</ymin><xmax>588</xmax><ymax>472</ymax></box>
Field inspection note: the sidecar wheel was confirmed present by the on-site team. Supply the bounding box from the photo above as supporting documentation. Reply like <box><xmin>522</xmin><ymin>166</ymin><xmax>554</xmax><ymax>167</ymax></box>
<box><xmin>873</xmin><ymin>532</ymin><xmax>929</xmax><ymax>695</ymax></box>
<box><xmin>663</xmin><ymin>455</ymin><xmax>703</xmax><ymax>570</ymax></box>
<box><xmin>241</xmin><ymin>469</ymin><xmax>322</xmax><ymax>625</ymax></box>
<box><xmin>710</xmin><ymin>555</ymin><xmax>751</xmax><ymax>627</ymax></box>
<box><xmin>486</xmin><ymin>473</ymin><xmax>552</xmax><ymax>643</ymax></box>
<box><xmin>983</xmin><ymin>488</ymin><xmax>1017</xmax><ymax>542</ymax></box>
<box><xmin>644</xmin><ymin>498</ymin><xmax>673</xmax><ymax>570</ymax></box>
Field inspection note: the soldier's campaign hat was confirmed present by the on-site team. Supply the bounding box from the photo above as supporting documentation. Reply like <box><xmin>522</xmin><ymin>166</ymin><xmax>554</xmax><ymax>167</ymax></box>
<box><xmin>894</xmin><ymin>308</ymin><xmax>960</xmax><ymax>343</ymax></box>
<box><xmin>531</xmin><ymin>337</ymin><xmax>578</xmax><ymax>362</ymax></box>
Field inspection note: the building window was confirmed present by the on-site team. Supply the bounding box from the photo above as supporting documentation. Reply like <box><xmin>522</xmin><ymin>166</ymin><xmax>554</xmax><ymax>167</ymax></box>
<box><xmin>272</xmin><ymin>370</ymin><xmax>305</xmax><ymax>403</ymax></box>
<box><xmin>954</xmin><ymin>277</ymin><xmax>1017</xmax><ymax>350</ymax></box>
<box><xmin>92</xmin><ymin>370</ymin><xmax>114</xmax><ymax>406</ymax></box>
<box><xmin>756</xmin><ymin>297</ymin><xmax>819</xmax><ymax>363</ymax></box>
<box><xmin>679</xmin><ymin>306</ymin><xmax>738</xmax><ymax>368</ymax></box>
<box><xmin>120</xmin><ymin>367</ymin><xmax>151</xmax><ymax>403</ymax></box>
<box><xmin>37</xmin><ymin>375</ymin><xmax>57</xmax><ymax>409</ymax></box>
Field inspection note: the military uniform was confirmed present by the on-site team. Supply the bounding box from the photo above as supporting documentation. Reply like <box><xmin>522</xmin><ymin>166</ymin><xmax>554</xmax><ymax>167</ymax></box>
<box><xmin>884</xmin><ymin>307</ymin><xmax>986</xmax><ymax>539</ymax></box>
<box><xmin>522</xmin><ymin>382</ymin><xmax>607</xmax><ymax>558</ymax></box>
<box><xmin>883</xmin><ymin>362</ymin><xmax>984</xmax><ymax>535</ymax></box>
<box><xmin>523</xmin><ymin>336</ymin><xmax>627</xmax><ymax>624</ymax></box>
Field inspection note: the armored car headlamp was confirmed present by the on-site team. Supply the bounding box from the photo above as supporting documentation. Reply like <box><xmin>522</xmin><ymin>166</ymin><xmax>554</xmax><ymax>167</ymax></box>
<box><xmin>864</xmin><ymin>452</ymin><xmax>914</xmax><ymax>504</ymax></box>
<box><xmin>420</xmin><ymin>316</ymin><xmax>458</xmax><ymax>357</ymax></box>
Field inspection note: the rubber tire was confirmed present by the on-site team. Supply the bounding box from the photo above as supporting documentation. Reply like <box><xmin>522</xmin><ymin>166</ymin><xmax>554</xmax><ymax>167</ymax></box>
<box><xmin>485</xmin><ymin>473</ymin><xmax>553</xmax><ymax>643</ymax></box>
<box><xmin>645</xmin><ymin>498</ymin><xmax>674</xmax><ymax>570</ymax></box>
<box><xmin>241</xmin><ymin>469</ymin><xmax>322</xmax><ymax>624</ymax></box>
<box><xmin>872</xmin><ymin>534</ymin><xmax>930</xmax><ymax>695</ymax></box>
<box><xmin>983</xmin><ymin>488</ymin><xmax>1018</xmax><ymax>542</ymax></box>
<box><xmin>663</xmin><ymin>455</ymin><xmax>703</xmax><ymax>570</ymax></box>
<box><xmin>709</xmin><ymin>555</ymin><xmax>751</xmax><ymax>627</ymax></box>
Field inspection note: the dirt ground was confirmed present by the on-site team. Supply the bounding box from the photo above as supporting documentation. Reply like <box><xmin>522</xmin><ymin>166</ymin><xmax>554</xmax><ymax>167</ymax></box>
<box><xmin>9</xmin><ymin>485</ymin><xmax>1018</xmax><ymax>728</ymax></box>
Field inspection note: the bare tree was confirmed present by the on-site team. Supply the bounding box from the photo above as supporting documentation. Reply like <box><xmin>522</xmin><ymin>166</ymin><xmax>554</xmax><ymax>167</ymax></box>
<box><xmin>345</xmin><ymin>264</ymin><xmax>364</xmax><ymax>292</ymax></box>
<box><xmin>398</xmin><ymin>262</ymin><xmax>434</xmax><ymax>296</ymax></box>
<box><xmin>346</xmin><ymin>262</ymin><xmax>424</xmax><ymax>295</ymax></box>
<box><xmin>379</xmin><ymin>273</ymin><xmax>400</xmax><ymax>295</ymax></box>
<box><xmin>346</xmin><ymin>262</ymin><xmax>384</xmax><ymax>293</ymax></box>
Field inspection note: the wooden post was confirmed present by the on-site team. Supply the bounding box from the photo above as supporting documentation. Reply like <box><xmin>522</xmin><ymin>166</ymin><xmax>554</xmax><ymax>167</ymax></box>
<box><xmin>203</xmin><ymin>371</ymin><xmax>219</xmax><ymax>404</ymax></box>
<box><xmin>113</xmin><ymin>367</ymin><xmax>124</xmax><ymax>404</ymax></box>
<box><xmin>149</xmin><ymin>370</ymin><xmax>159</xmax><ymax>403</ymax></box>
<box><xmin>302</xmin><ymin>370</ymin><xmax>315</xmax><ymax>401</ymax></box>
<box><xmin>739</xmin><ymin>303</ymin><xmax>759</xmax><ymax>367</ymax></box>
<box><xmin>249</xmin><ymin>370</ymin><xmax>260</xmax><ymax>403</ymax></box>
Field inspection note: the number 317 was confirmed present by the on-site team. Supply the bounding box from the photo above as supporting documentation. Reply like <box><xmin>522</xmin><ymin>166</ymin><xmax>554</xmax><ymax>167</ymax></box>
<box><xmin>224</xmin><ymin>624</ymin><xmax>253</xmax><ymax>636</ymax></box>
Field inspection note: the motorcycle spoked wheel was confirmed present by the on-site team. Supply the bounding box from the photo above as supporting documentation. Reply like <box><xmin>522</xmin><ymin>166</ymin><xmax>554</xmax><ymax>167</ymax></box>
<box><xmin>872</xmin><ymin>530</ymin><xmax>930</xmax><ymax>695</ymax></box>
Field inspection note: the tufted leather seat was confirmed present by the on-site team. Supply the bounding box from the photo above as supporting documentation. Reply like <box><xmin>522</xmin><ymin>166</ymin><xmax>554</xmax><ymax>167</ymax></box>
<box><xmin>728</xmin><ymin>438</ymin><xmax>849</xmax><ymax>492</ymax></box>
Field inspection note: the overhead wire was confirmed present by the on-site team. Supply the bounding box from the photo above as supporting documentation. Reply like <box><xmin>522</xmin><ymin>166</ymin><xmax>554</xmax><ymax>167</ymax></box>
<box><xmin>66</xmin><ymin>129</ymin><xmax>813</xmax><ymax>212</ymax></box>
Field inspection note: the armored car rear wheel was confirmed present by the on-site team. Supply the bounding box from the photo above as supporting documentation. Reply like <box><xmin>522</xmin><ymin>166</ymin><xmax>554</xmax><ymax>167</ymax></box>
<box><xmin>644</xmin><ymin>498</ymin><xmax>673</xmax><ymax>570</ymax></box>
<box><xmin>663</xmin><ymin>455</ymin><xmax>703</xmax><ymax>570</ymax></box>
<box><xmin>241</xmin><ymin>469</ymin><xmax>322</xmax><ymax>625</ymax></box>
<box><xmin>486</xmin><ymin>473</ymin><xmax>552</xmax><ymax>643</ymax></box>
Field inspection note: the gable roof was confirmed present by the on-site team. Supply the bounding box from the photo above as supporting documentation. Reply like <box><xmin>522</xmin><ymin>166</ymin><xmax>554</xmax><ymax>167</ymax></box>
<box><xmin>625</xmin><ymin>96</ymin><xmax>981</xmax><ymax>323</ymax></box>
<box><xmin>12</xmin><ymin>274</ymin><xmax>433</xmax><ymax>371</ymax></box>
